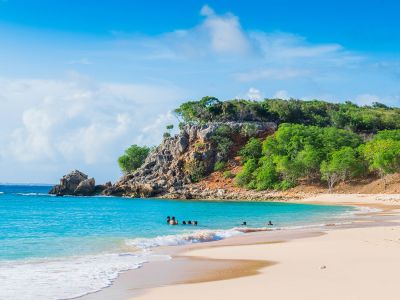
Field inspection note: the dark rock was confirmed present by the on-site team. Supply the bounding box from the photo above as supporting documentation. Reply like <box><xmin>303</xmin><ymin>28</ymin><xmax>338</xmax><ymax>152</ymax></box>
<box><xmin>74</xmin><ymin>178</ymin><xmax>95</xmax><ymax>195</ymax></box>
<box><xmin>49</xmin><ymin>170</ymin><xmax>109</xmax><ymax>196</ymax></box>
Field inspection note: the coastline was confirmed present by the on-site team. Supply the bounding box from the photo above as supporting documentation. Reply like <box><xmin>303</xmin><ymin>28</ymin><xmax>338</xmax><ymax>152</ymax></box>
<box><xmin>80</xmin><ymin>193</ymin><xmax>400</xmax><ymax>300</ymax></box>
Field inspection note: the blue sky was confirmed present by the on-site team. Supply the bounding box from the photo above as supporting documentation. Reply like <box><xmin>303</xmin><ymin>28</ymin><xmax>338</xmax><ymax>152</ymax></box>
<box><xmin>0</xmin><ymin>0</ymin><xmax>399</xmax><ymax>183</ymax></box>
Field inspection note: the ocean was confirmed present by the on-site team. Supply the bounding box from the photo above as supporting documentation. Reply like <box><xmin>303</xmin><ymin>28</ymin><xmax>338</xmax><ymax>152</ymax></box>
<box><xmin>0</xmin><ymin>184</ymin><xmax>355</xmax><ymax>300</ymax></box>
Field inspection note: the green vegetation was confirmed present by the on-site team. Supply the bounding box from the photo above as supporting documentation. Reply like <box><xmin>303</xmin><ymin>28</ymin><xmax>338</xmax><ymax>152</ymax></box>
<box><xmin>169</xmin><ymin>97</ymin><xmax>400</xmax><ymax>190</ymax></box>
<box><xmin>175</xmin><ymin>97</ymin><xmax>400</xmax><ymax>133</ymax></box>
<box><xmin>214</xmin><ymin>161</ymin><xmax>226</xmax><ymax>172</ymax></box>
<box><xmin>184</xmin><ymin>159</ymin><xmax>206</xmax><ymax>183</ymax></box>
<box><xmin>118</xmin><ymin>144</ymin><xmax>151</xmax><ymax>174</ymax></box>
<box><xmin>210</xmin><ymin>124</ymin><xmax>235</xmax><ymax>160</ymax></box>
<box><xmin>235</xmin><ymin>124</ymin><xmax>400</xmax><ymax>190</ymax></box>
<box><xmin>223</xmin><ymin>170</ymin><xmax>235</xmax><ymax>179</ymax></box>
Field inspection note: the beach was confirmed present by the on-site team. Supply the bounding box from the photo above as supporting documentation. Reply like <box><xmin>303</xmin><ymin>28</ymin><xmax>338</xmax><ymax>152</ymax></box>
<box><xmin>82</xmin><ymin>194</ymin><xmax>400</xmax><ymax>300</ymax></box>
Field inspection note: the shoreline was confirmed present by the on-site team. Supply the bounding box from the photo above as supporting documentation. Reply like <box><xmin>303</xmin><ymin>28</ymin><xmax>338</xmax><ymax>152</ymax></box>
<box><xmin>80</xmin><ymin>193</ymin><xmax>400</xmax><ymax>300</ymax></box>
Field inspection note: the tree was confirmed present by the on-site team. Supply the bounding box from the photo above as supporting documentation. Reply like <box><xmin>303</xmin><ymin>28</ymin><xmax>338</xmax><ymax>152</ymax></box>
<box><xmin>362</xmin><ymin>139</ymin><xmax>400</xmax><ymax>179</ymax></box>
<box><xmin>235</xmin><ymin>158</ymin><xmax>258</xmax><ymax>187</ymax></box>
<box><xmin>239</xmin><ymin>137</ymin><xmax>262</xmax><ymax>162</ymax></box>
<box><xmin>118</xmin><ymin>145</ymin><xmax>151</xmax><ymax>174</ymax></box>
<box><xmin>320</xmin><ymin>147</ymin><xmax>364</xmax><ymax>191</ymax></box>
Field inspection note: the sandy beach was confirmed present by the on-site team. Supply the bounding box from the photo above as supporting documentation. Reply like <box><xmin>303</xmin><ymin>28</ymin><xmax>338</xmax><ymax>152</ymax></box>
<box><xmin>79</xmin><ymin>194</ymin><xmax>400</xmax><ymax>300</ymax></box>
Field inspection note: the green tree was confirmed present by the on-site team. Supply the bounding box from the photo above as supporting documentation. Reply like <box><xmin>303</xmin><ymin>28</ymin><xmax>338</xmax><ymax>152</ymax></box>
<box><xmin>320</xmin><ymin>147</ymin><xmax>364</xmax><ymax>191</ymax></box>
<box><xmin>239</xmin><ymin>137</ymin><xmax>262</xmax><ymax>162</ymax></box>
<box><xmin>235</xmin><ymin>158</ymin><xmax>258</xmax><ymax>187</ymax></box>
<box><xmin>118</xmin><ymin>145</ymin><xmax>151</xmax><ymax>174</ymax></box>
<box><xmin>363</xmin><ymin>139</ymin><xmax>400</xmax><ymax>177</ymax></box>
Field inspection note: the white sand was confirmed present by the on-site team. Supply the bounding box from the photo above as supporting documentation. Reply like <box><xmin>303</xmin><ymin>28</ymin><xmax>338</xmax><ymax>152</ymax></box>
<box><xmin>133</xmin><ymin>194</ymin><xmax>400</xmax><ymax>300</ymax></box>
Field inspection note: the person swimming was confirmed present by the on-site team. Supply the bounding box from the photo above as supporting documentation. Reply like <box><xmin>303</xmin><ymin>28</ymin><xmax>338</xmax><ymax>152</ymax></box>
<box><xmin>193</xmin><ymin>221</ymin><xmax>198</xmax><ymax>226</ymax></box>
<box><xmin>166</xmin><ymin>216</ymin><xmax>171</xmax><ymax>224</ymax></box>
<box><xmin>169</xmin><ymin>216</ymin><xmax>178</xmax><ymax>225</ymax></box>
<box><xmin>188</xmin><ymin>220</ymin><xmax>192</xmax><ymax>225</ymax></box>
<box><xmin>182</xmin><ymin>221</ymin><xmax>187</xmax><ymax>225</ymax></box>
<box><xmin>268</xmin><ymin>220</ymin><xmax>273</xmax><ymax>226</ymax></box>
<box><xmin>242</xmin><ymin>221</ymin><xmax>247</xmax><ymax>226</ymax></box>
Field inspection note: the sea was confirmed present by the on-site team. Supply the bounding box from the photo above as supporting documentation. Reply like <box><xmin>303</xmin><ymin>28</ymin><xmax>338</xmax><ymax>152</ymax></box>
<box><xmin>0</xmin><ymin>184</ymin><xmax>356</xmax><ymax>300</ymax></box>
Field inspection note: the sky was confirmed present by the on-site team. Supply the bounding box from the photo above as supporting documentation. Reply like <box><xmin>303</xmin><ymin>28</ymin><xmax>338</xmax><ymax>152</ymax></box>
<box><xmin>0</xmin><ymin>0</ymin><xmax>399</xmax><ymax>184</ymax></box>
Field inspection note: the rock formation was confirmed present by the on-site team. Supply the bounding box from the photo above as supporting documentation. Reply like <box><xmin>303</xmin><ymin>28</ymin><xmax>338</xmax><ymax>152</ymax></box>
<box><xmin>49</xmin><ymin>170</ymin><xmax>110</xmax><ymax>196</ymax></box>
<box><xmin>105</xmin><ymin>121</ymin><xmax>277</xmax><ymax>197</ymax></box>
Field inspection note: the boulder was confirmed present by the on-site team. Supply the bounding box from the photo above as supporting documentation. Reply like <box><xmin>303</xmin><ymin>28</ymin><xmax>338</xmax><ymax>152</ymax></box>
<box><xmin>49</xmin><ymin>170</ymin><xmax>107</xmax><ymax>196</ymax></box>
<box><xmin>74</xmin><ymin>178</ymin><xmax>95</xmax><ymax>196</ymax></box>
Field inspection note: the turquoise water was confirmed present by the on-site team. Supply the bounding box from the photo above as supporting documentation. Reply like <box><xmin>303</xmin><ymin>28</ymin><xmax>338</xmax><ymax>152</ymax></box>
<box><xmin>0</xmin><ymin>185</ymin><xmax>354</xmax><ymax>299</ymax></box>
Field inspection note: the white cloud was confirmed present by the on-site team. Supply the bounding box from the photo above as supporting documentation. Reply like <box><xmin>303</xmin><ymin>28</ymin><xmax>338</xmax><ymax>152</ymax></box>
<box><xmin>246</xmin><ymin>87</ymin><xmax>262</xmax><ymax>100</ymax></box>
<box><xmin>273</xmin><ymin>90</ymin><xmax>290</xmax><ymax>99</ymax></box>
<box><xmin>200</xmin><ymin>5</ymin><xmax>215</xmax><ymax>17</ymax></box>
<box><xmin>0</xmin><ymin>76</ymin><xmax>183</xmax><ymax>181</ymax></box>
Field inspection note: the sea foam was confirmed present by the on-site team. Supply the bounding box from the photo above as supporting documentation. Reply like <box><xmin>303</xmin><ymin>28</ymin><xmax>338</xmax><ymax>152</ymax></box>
<box><xmin>126</xmin><ymin>229</ymin><xmax>243</xmax><ymax>249</ymax></box>
<box><xmin>0</xmin><ymin>252</ymin><xmax>169</xmax><ymax>300</ymax></box>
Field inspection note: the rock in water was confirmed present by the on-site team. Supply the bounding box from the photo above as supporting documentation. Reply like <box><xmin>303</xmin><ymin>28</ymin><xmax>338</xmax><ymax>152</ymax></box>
<box><xmin>49</xmin><ymin>170</ymin><xmax>100</xmax><ymax>196</ymax></box>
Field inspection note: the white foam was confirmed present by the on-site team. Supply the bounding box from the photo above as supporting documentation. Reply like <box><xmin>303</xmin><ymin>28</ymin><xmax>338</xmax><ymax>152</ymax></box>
<box><xmin>127</xmin><ymin>229</ymin><xmax>243</xmax><ymax>249</ymax></box>
<box><xmin>15</xmin><ymin>192</ymin><xmax>51</xmax><ymax>196</ymax></box>
<box><xmin>0</xmin><ymin>252</ymin><xmax>169</xmax><ymax>300</ymax></box>
<box><xmin>353</xmin><ymin>206</ymin><xmax>382</xmax><ymax>214</ymax></box>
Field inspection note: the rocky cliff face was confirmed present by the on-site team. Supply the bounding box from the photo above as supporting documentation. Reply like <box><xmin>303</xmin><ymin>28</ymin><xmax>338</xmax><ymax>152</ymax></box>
<box><xmin>49</xmin><ymin>170</ymin><xmax>111</xmax><ymax>196</ymax></box>
<box><xmin>105</xmin><ymin>122</ymin><xmax>276</xmax><ymax>197</ymax></box>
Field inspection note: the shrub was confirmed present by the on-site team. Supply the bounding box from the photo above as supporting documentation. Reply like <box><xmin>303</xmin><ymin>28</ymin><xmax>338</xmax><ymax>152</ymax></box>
<box><xmin>223</xmin><ymin>170</ymin><xmax>235</xmax><ymax>179</ymax></box>
<box><xmin>320</xmin><ymin>147</ymin><xmax>365</xmax><ymax>191</ymax></box>
<box><xmin>184</xmin><ymin>160</ymin><xmax>206</xmax><ymax>183</ymax></box>
<box><xmin>239</xmin><ymin>137</ymin><xmax>262</xmax><ymax>162</ymax></box>
<box><xmin>235</xmin><ymin>159</ymin><xmax>257</xmax><ymax>187</ymax></box>
<box><xmin>118</xmin><ymin>144</ymin><xmax>151</xmax><ymax>174</ymax></box>
<box><xmin>214</xmin><ymin>161</ymin><xmax>226</xmax><ymax>172</ymax></box>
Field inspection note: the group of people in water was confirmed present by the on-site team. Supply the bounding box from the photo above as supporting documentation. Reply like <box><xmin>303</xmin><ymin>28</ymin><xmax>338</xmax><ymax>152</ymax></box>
<box><xmin>166</xmin><ymin>216</ymin><xmax>273</xmax><ymax>227</ymax></box>
<box><xmin>167</xmin><ymin>216</ymin><xmax>198</xmax><ymax>226</ymax></box>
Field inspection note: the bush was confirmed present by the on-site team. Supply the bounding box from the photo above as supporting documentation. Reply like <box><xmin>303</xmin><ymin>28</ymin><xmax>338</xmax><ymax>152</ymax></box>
<box><xmin>184</xmin><ymin>160</ymin><xmax>206</xmax><ymax>183</ymax></box>
<box><xmin>214</xmin><ymin>161</ymin><xmax>226</xmax><ymax>172</ymax></box>
<box><xmin>118</xmin><ymin>145</ymin><xmax>151</xmax><ymax>174</ymax></box>
<box><xmin>254</xmin><ymin>158</ymin><xmax>278</xmax><ymax>190</ymax></box>
<box><xmin>223</xmin><ymin>170</ymin><xmax>235</xmax><ymax>179</ymax></box>
<box><xmin>320</xmin><ymin>147</ymin><xmax>364</xmax><ymax>190</ymax></box>
<box><xmin>362</xmin><ymin>139</ymin><xmax>400</xmax><ymax>177</ymax></box>
<box><xmin>235</xmin><ymin>159</ymin><xmax>257</xmax><ymax>187</ymax></box>
<box><xmin>239</xmin><ymin>137</ymin><xmax>262</xmax><ymax>162</ymax></box>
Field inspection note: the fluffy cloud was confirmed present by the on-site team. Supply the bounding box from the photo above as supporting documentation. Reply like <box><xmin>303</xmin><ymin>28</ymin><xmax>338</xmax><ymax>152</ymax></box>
<box><xmin>0</xmin><ymin>76</ymin><xmax>183</xmax><ymax>182</ymax></box>
<box><xmin>246</xmin><ymin>87</ymin><xmax>263</xmax><ymax>100</ymax></box>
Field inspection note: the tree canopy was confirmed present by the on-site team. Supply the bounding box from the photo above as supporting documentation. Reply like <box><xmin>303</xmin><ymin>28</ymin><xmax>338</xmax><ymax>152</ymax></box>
<box><xmin>174</xmin><ymin>97</ymin><xmax>400</xmax><ymax>133</ymax></box>
<box><xmin>118</xmin><ymin>144</ymin><xmax>151</xmax><ymax>174</ymax></box>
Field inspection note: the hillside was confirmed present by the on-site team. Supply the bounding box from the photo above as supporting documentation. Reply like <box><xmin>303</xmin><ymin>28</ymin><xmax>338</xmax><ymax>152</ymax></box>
<box><xmin>75</xmin><ymin>97</ymin><xmax>400</xmax><ymax>199</ymax></box>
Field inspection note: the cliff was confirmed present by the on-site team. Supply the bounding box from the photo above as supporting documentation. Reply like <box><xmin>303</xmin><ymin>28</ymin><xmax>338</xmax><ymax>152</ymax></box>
<box><xmin>104</xmin><ymin>122</ymin><xmax>277</xmax><ymax>197</ymax></box>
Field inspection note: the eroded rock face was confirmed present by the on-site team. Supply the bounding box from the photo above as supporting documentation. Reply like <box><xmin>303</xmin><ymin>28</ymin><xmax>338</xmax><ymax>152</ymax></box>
<box><xmin>49</xmin><ymin>170</ymin><xmax>105</xmax><ymax>196</ymax></box>
<box><xmin>106</xmin><ymin>122</ymin><xmax>277</xmax><ymax>198</ymax></box>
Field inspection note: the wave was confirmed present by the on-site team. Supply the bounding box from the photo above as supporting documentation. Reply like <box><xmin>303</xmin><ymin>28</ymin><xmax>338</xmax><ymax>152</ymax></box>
<box><xmin>15</xmin><ymin>192</ymin><xmax>53</xmax><ymax>196</ymax></box>
<box><xmin>126</xmin><ymin>229</ymin><xmax>244</xmax><ymax>249</ymax></box>
<box><xmin>0</xmin><ymin>252</ymin><xmax>170</xmax><ymax>300</ymax></box>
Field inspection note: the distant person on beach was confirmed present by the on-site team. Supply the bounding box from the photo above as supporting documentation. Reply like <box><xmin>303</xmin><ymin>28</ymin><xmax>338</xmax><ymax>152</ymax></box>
<box><xmin>268</xmin><ymin>220</ymin><xmax>273</xmax><ymax>226</ymax></box>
